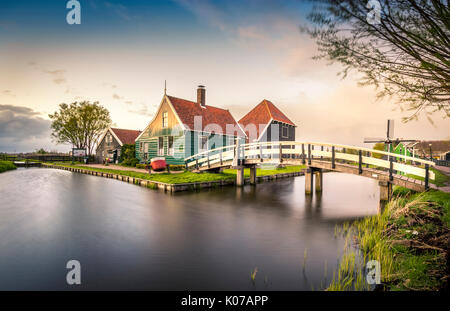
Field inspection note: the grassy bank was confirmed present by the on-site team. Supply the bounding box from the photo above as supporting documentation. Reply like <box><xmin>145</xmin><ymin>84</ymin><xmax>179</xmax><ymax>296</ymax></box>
<box><xmin>407</xmin><ymin>167</ymin><xmax>450</xmax><ymax>187</ymax></box>
<box><xmin>44</xmin><ymin>163</ymin><xmax>305</xmax><ymax>184</ymax></box>
<box><xmin>0</xmin><ymin>161</ymin><xmax>16</xmax><ymax>173</ymax></box>
<box><xmin>329</xmin><ymin>187</ymin><xmax>449</xmax><ymax>291</ymax></box>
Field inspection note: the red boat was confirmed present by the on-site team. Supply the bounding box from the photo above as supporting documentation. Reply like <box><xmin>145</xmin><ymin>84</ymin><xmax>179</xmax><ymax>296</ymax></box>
<box><xmin>151</xmin><ymin>157</ymin><xmax>166</xmax><ymax>171</ymax></box>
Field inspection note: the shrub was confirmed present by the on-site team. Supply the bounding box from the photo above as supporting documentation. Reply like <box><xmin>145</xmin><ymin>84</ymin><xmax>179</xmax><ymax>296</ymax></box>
<box><xmin>122</xmin><ymin>158</ymin><xmax>139</xmax><ymax>167</ymax></box>
<box><xmin>0</xmin><ymin>161</ymin><xmax>16</xmax><ymax>173</ymax></box>
<box><xmin>169</xmin><ymin>165</ymin><xmax>185</xmax><ymax>171</ymax></box>
<box><xmin>136</xmin><ymin>163</ymin><xmax>148</xmax><ymax>169</ymax></box>
<box><xmin>120</xmin><ymin>144</ymin><xmax>139</xmax><ymax>167</ymax></box>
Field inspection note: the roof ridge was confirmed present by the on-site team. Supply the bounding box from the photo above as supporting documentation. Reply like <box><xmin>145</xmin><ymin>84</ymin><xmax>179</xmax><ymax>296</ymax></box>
<box><xmin>111</xmin><ymin>127</ymin><xmax>141</xmax><ymax>132</ymax></box>
<box><xmin>263</xmin><ymin>99</ymin><xmax>273</xmax><ymax>120</ymax></box>
<box><xmin>168</xmin><ymin>94</ymin><xmax>230</xmax><ymax>112</ymax></box>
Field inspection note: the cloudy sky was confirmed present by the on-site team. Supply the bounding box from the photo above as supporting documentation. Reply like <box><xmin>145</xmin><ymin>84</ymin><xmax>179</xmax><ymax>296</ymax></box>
<box><xmin>0</xmin><ymin>0</ymin><xmax>448</xmax><ymax>153</ymax></box>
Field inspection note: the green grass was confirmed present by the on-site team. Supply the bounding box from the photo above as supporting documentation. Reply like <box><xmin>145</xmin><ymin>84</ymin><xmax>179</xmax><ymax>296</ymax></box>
<box><xmin>0</xmin><ymin>160</ymin><xmax>16</xmax><ymax>173</ymax></box>
<box><xmin>45</xmin><ymin>163</ymin><xmax>236</xmax><ymax>184</ymax></box>
<box><xmin>328</xmin><ymin>188</ymin><xmax>450</xmax><ymax>291</ymax></box>
<box><xmin>223</xmin><ymin>165</ymin><xmax>305</xmax><ymax>177</ymax></box>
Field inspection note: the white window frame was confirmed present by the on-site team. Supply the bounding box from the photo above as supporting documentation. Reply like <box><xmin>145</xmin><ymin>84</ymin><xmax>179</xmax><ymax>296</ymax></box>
<box><xmin>158</xmin><ymin>137</ymin><xmax>164</xmax><ymax>156</ymax></box>
<box><xmin>167</xmin><ymin>136</ymin><xmax>174</xmax><ymax>156</ymax></box>
<box><xmin>143</xmin><ymin>142</ymin><xmax>149</xmax><ymax>160</ymax></box>
<box><xmin>227</xmin><ymin>136</ymin><xmax>235</xmax><ymax>146</ymax></box>
<box><xmin>199</xmin><ymin>135</ymin><xmax>208</xmax><ymax>154</ymax></box>
<box><xmin>162</xmin><ymin>111</ymin><xmax>168</xmax><ymax>128</ymax></box>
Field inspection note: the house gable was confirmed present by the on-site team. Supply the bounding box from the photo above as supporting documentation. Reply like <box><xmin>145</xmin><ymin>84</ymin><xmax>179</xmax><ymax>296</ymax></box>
<box><xmin>239</xmin><ymin>100</ymin><xmax>296</xmax><ymax>142</ymax></box>
<box><xmin>136</xmin><ymin>95</ymin><xmax>184</xmax><ymax>141</ymax></box>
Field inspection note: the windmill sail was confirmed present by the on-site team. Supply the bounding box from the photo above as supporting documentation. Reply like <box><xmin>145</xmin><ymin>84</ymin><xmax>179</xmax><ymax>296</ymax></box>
<box><xmin>363</xmin><ymin>137</ymin><xmax>386</xmax><ymax>143</ymax></box>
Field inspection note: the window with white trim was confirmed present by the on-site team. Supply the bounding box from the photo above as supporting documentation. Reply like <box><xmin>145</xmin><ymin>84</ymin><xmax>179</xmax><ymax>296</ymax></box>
<box><xmin>143</xmin><ymin>142</ymin><xmax>149</xmax><ymax>160</ymax></box>
<box><xmin>158</xmin><ymin>137</ymin><xmax>164</xmax><ymax>156</ymax></box>
<box><xmin>227</xmin><ymin>136</ymin><xmax>235</xmax><ymax>146</ymax></box>
<box><xmin>199</xmin><ymin>135</ymin><xmax>208</xmax><ymax>153</ymax></box>
<box><xmin>168</xmin><ymin>136</ymin><xmax>174</xmax><ymax>156</ymax></box>
<box><xmin>162</xmin><ymin>111</ymin><xmax>168</xmax><ymax>128</ymax></box>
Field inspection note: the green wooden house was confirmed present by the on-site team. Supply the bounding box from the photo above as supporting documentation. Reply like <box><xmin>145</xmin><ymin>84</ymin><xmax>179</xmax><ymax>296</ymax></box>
<box><xmin>135</xmin><ymin>86</ymin><xmax>246</xmax><ymax>165</ymax></box>
<box><xmin>391</xmin><ymin>142</ymin><xmax>413</xmax><ymax>157</ymax></box>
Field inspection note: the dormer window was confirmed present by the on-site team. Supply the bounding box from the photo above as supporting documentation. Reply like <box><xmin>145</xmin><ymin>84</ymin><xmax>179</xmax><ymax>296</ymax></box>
<box><xmin>162</xmin><ymin>111</ymin><xmax>168</xmax><ymax>128</ymax></box>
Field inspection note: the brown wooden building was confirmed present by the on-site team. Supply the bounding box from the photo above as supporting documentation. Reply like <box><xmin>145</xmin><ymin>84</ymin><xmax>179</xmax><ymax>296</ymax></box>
<box><xmin>96</xmin><ymin>127</ymin><xmax>141</xmax><ymax>163</ymax></box>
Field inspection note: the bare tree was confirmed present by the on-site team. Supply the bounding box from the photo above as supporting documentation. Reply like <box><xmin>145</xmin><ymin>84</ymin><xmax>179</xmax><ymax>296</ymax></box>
<box><xmin>302</xmin><ymin>0</ymin><xmax>450</xmax><ymax>121</ymax></box>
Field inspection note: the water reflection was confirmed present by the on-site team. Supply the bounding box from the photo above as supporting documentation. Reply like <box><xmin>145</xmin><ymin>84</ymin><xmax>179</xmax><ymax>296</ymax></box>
<box><xmin>0</xmin><ymin>168</ymin><xmax>378</xmax><ymax>290</ymax></box>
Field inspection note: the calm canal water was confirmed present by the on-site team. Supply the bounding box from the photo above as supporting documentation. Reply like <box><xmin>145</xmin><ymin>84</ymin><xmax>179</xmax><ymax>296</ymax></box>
<box><xmin>0</xmin><ymin>168</ymin><xmax>379</xmax><ymax>290</ymax></box>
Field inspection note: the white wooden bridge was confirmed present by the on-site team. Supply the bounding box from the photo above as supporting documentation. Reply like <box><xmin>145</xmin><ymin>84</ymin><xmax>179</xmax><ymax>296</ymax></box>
<box><xmin>185</xmin><ymin>141</ymin><xmax>435</xmax><ymax>210</ymax></box>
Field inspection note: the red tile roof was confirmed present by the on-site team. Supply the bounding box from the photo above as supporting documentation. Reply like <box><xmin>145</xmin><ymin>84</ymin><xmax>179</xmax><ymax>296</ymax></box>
<box><xmin>167</xmin><ymin>95</ymin><xmax>245</xmax><ymax>137</ymax></box>
<box><xmin>110</xmin><ymin>128</ymin><xmax>141</xmax><ymax>145</ymax></box>
<box><xmin>238</xmin><ymin>99</ymin><xmax>296</xmax><ymax>138</ymax></box>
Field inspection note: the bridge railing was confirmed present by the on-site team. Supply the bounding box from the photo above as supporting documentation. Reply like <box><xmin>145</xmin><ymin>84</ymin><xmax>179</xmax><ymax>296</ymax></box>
<box><xmin>185</xmin><ymin>145</ymin><xmax>237</xmax><ymax>170</ymax></box>
<box><xmin>185</xmin><ymin>141</ymin><xmax>435</xmax><ymax>184</ymax></box>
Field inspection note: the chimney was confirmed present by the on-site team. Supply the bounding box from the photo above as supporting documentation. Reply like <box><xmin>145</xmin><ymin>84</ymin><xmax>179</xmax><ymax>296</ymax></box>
<box><xmin>197</xmin><ymin>85</ymin><xmax>206</xmax><ymax>107</ymax></box>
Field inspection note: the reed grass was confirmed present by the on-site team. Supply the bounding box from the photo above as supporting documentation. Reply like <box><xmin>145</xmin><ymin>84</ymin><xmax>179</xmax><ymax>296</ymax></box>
<box><xmin>327</xmin><ymin>188</ymin><xmax>449</xmax><ymax>291</ymax></box>
<box><xmin>250</xmin><ymin>267</ymin><xmax>258</xmax><ymax>283</ymax></box>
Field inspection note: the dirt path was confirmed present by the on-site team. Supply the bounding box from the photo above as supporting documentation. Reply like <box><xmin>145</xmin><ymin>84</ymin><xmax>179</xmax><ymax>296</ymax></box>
<box><xmin>435</xmin><ymin>165</ymin><xmax>450</xmax><ymax>193</ymax></box>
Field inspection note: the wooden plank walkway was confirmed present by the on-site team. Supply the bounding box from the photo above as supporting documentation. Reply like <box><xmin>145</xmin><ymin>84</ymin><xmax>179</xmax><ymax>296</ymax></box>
<box><xmin>185</xmin><ymin>141</ymin><xmax>436</xmax><ymax>192</ymax></box>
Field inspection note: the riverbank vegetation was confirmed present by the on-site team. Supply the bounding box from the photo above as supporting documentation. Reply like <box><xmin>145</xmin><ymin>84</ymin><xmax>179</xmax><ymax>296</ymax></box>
<box><xmin>0</xmin><ymin>161</ymin><xmax>16</xmax><ymax>173</ymax></box>
<box><xmin>43</xmin><ymin>163</ymin><xmax>305</xmax><ymax>184</ymax></box>
<box><xmin>329</xmin><ymin>188</ymin><xmax>449</xmax><ymax>291</ymax></box>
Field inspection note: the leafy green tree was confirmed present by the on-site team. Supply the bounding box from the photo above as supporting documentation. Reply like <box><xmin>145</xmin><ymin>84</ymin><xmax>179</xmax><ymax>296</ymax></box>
<box><xmin>303</xmin><ymin>0</ymin><xmax>449</xmax><ymax>121</ymax></box>
<box><xmin>35</xmin><ymin>148</ymin><xmax>48</xmax><ymax>154</ymax></box>
<box><xmin>49</xmin><ymin>101</ymin><xmax>111</xmax><ymax>155</ymax></box>
<box><xmin>120</xmin><ymin>144</ymin><xmax>139</xmax><ymax>167</ymax></box>
<box><xmin>372</xmin><ymin>142</ymin><xmax>385</xmax><ymax>158</ymax></box>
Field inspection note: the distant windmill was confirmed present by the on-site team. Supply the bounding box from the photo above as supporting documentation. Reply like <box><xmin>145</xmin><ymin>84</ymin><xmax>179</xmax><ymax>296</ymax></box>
<box><xmin>364</xmin><ymin>120</ymin><xmax>417</xmax><ymax>160</ymax></box>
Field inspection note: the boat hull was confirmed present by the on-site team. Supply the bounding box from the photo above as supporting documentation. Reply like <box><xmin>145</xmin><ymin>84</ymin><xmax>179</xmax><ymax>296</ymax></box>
<box><xmin>151</xmin><ymin>158</ymin><xmax>166</xmax><ymax>171</ymax></box>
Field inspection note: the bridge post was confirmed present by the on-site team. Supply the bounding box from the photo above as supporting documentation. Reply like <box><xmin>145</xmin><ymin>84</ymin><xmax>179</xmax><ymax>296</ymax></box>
<box><xmin>236</xmin><ymin>167</ymin><xmax>245</xmax><ymax>187</ymax></box>
<box><xmin>389</xmin><ymin>157</ymin><xmax>394</xmax><ymax>181</ymax></box>
<box><xmin>302</xmin><ymin>144</ymin><xmax>306</xmax><ymax>164</ymax></box>
<box><xmin>358</xmin><ymin>150</ymin><xmax>363</xmax><ymax>174</ymax></box>
<box><xmin>259</xmin><ymin>144</ymin><xmax>263</xmax><ymax>161</ymax></box>
<box><xmin>279</xmin><ymin>143</ymin><xmax>283</xmax><ymax>162</ymax></box>
<box><xmin>250</xmin><ymin>166</ymin><xmax>257</xmax><ymax>185</ymax></box>
<box><xmin>308</xmin><ymin>144</ymin><xmax>311</xmax><ymax>165</ymax></box>
<box><xmin>314</xmin><ymin>169</ymin><xmax>323</xmax><ymax>193</ymax></box>
<box><xmin>331</xmin><ymin>146</ymin><xmax>335</xmax><ymax>169</ymax></box>
<box><xmin>305</xmin><ymin>168</ymin><xmax>313</xmax><ymax>195</ymax></box>
<box><xmin>378</xmin><ymin>181</ymin><xmax>392</xmax><ymax>213</ymax></box>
